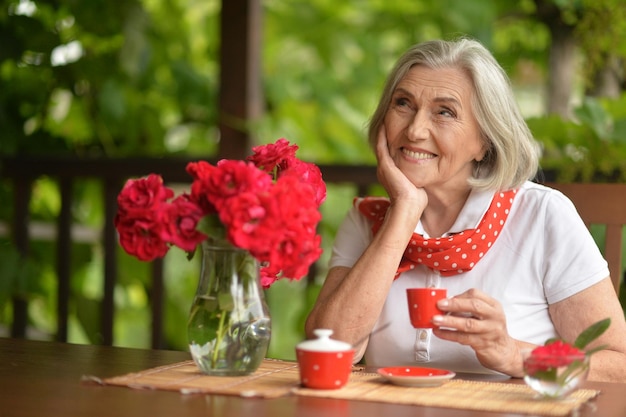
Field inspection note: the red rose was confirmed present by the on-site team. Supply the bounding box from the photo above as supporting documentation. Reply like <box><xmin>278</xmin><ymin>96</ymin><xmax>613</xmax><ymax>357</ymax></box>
<box><xmin>280</xmin><ymin>160</ymin><xmax>327</xmax><ymax>206</ymax></box>
<box><xmin>201</xmin><ymin>160</ymin><xmax>272</xmax><ymax>211</ymax></box>
<box><xmin>219</xmin><ymin>191</ymin><xmax>270</xmax><ymax>250</ymax></box>
<box><xmin>252</xmin><ymin>176</ymin><xmax>322</xmax><ymax>285</ymax></box>
<box><xmin>186</xmin><ymin>161</ymin><xmax>217</xmax><ymax>215</ymax></box>
<box><xmin>159</xmin><ymin>195</ymin><xmax>207</xmax><ymax>252</ymax></box>
<box><xmin>117</xmin><ymin>174</ymin><xmax>173</xmax><ymax>213</ymax></box>
<box><xmin>114</xmin><ymin>174</ymin><xmax>174</xmax><ymax>261</ymax></box>
<box><xmin>115</xmin><ymin>215</ymin><xmax>169</xmax><ymax>261</ymax></box>
<box><xmin>525</xmin><ymin>340</ymin><xmax>586</xmax><ymax>375</ymax></box>
<box><xmin>246</xmin><ymin>138</ymin><xmax>298</xmax><ymax>174</ymax></box>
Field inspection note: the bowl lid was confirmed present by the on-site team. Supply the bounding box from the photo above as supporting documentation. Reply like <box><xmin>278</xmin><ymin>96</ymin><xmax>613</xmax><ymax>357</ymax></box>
<box><xmin>296</xmin><ymin>329</ymin><xmax>353</xmax><ymax>352</ymax></box>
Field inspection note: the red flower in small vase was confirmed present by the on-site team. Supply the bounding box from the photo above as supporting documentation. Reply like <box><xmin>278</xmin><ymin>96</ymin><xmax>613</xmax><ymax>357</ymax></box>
<box><xmin>522</xmin><ymin>318</ymin><xmax>610</xmax><ymax>398</ymax></box>
<box><xmin>524</xmin><ymin>340</ymin><xmax>586</xmax><ymax>376</ymax></box>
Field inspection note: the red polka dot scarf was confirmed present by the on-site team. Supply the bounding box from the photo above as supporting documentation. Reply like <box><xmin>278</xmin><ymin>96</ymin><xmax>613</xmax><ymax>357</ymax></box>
<box><xmin>356</xmin><ymin>189</ymin><xmax>517</xmax><ymax>277</ymax></box>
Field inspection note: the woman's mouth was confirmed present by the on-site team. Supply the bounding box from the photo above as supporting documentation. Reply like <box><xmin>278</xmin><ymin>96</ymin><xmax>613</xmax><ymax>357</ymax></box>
<box><xmin>401</xmin><ymin>148</ymin><xmax>436</xmax><ymax>161</ymax></box>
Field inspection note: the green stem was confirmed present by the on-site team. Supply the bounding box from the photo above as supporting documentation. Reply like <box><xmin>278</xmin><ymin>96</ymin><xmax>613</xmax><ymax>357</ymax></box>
<box><xmin>211</xmin><ymin>307</ymin><xmax>228</xmax><ymax>367</ymax></box>
<box><xmin>556</xmin><ymin>359</ymin><xmax>589</xmax><ymax>386</ymax></box>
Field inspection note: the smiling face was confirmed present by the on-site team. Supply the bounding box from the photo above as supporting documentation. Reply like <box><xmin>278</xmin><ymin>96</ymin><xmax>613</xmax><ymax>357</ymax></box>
<box><xmin>384</xmin><ymin>65</ymin><xmax>486</xmax><ymax>193</ymax></box>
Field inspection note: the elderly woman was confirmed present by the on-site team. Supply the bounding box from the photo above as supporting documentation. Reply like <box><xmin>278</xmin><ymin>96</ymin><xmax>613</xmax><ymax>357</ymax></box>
<box><xmin>305</xmin><ymin>38</ymin><xmax>626</xmax><ymax>381</ymax></box>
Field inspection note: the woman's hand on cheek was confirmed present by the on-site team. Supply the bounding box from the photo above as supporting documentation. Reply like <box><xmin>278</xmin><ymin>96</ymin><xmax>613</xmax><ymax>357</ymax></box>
<box><xmin>375</xmin><ymin>126</ymin><xmax>427</xmax><ymax>208</ymax></box>
<box><xmin>431</xmin><ymin>288</ymin><xmax>524</xmax><ymax>377</ymax></box>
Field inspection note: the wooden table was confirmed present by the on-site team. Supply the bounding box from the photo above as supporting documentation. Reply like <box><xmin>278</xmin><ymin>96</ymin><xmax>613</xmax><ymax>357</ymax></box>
<box><xmin>1</xmin><ymin>337</ymin><xmax>625</xmax><ymax>417</ymax></box>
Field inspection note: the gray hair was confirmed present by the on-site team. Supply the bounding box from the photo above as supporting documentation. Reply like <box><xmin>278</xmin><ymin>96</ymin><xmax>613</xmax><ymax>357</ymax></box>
<box><xmin>368</xmin><ymin>38</ymin><xmax>541</xmax><ymax>191</ymax></box>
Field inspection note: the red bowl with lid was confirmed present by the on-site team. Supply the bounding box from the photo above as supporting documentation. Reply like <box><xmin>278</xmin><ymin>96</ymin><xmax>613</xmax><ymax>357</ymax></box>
<box><xmin>296</xmin><ymin>329</ymin><xmax>355</xmax><ymax>389</ymax></box>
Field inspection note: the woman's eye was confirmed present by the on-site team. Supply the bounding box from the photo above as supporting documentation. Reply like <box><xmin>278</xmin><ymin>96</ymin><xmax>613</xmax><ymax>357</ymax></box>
<box><xmin>439</xmin><ymin>108</ymin><xmax>455</xmax><ymax>117</ymax></box>
<box><xmin>393</xmin><ymin>97</ymin><xmax>411</xmax><ymax>107</ymax></box>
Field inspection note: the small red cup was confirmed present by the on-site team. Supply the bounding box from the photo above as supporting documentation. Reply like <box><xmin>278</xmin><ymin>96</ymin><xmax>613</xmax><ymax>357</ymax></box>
<box><xmin>296</xmin><ymin>329</ymin><xmax>355</xmax><ymax>389</ymax></box>
<box><xmin>406</xmin><ymin>288</ymin><xmax>447</xmax><ymax>328</ymax></box>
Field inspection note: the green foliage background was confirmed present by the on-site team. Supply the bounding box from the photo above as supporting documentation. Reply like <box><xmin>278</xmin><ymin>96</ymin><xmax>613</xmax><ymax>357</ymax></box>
<box><xmin>1</xmin><ymin>0</ymin><xmax>625</xmax><ymax>358</ymax></box>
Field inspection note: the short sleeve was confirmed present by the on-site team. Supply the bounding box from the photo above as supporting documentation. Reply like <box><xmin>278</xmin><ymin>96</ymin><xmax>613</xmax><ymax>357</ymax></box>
<box><xmin>328</xmin><ymin>205</ymin><xmax>373</xmax><ymax>269</ymax></box>
<box><xmin>540</xmin><ymin>188</ymin><xmax>609</xmax><ymax>304</ymax></box>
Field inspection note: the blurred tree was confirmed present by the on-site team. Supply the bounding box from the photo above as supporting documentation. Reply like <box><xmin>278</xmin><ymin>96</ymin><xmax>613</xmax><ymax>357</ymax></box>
<box><xmin>529</xmin><ymin>0</ymin><xmax>626</xmax><ymax>116</ymax></box>
<box><xmin>576</xmin><ymin>0</ymin><xmax>626</xmax><ymax>98</ymax></box>
<box><xmin>0</xmin><ymin>0</ymin><xmax>220</xmax><ymax>158</ymax></box>
<box><xmin>532</xmin><ymin>0</ymin><xmax>580</xmax><ymax>117</ymax></box>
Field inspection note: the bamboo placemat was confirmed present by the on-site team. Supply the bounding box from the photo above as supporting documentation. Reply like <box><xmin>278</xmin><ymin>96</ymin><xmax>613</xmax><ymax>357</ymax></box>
<box><xmin>96</xmin><ymin>359</ymin><xmax>599</xmax><ymax>416</ymax></box>
<box><xmin>99</xmin><ymin>358</ymin><xmax>301</xmax><ymax>398</ymax></box>
<box><xmin>294</xmin><ymin>375</ymin><xmax>600</xmax><ymax>416</ymax></box>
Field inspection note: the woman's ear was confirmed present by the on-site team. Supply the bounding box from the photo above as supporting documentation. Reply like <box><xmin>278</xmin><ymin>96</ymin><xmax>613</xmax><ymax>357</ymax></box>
<box><xmin>476</xmin><ymin>138</ymin><xmax>492</xmax><ymax>163</ymax></box>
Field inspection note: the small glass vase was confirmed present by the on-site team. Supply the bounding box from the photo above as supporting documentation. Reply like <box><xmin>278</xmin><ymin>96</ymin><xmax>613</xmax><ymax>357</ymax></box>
<box><xmin>187</xmin><ymin>241</ymin><xmax>271</xmax><ymax>376</ymax></box>
<box><xmin>523</xmin><ymin>353</ymin><xmax>590</xmax><ymax>399</ymax></box>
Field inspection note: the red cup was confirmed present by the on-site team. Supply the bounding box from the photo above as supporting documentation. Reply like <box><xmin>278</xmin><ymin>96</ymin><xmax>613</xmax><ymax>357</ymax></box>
<box><xmin>295</xmin><ymin>349</ymin><xmax>354</xmax><ymax>389</ymax></box>
<box><xmin>296</xmin><ymin>329</ymin><xmax>355</xmax><ymax>389</ymax></box>
<box><xmin>406</xmin><ymin>288</ymin><xmax>447</xmax><ymax>328</ymax></box>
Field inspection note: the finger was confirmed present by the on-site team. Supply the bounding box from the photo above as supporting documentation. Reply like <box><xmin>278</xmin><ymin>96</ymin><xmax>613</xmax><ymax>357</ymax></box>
<box><xmin>375</xmin><ymin>126</ymin><xmax>399</xmax><ymax>191</ymax></box>
<box><xmin>432</xmin><ymin>325</ymin><xmax>483</xmax><ymax>347</ymax></box>
<box><xmin>375</xmin><ymin>126</ymin><xmax>391</xmax><ymax>164</ymax></box>
<box><xmin>438</xmin><ymin>297</ymin><xmax>490</xmax><ymax>320</ymax></box>
<box><xmin>433</xmin><ymin>313</ymin><xmax>484</xmax><ymax>333</ymax></box>
<box><xmin>438</xmin><ymin>289</ymin><xmax>499</xmax><ymax>317</ymax></box>
<box><xmin>449</xmin><ymin>288</ymin><xmax>493</xmax><ymax>304</ymax></box>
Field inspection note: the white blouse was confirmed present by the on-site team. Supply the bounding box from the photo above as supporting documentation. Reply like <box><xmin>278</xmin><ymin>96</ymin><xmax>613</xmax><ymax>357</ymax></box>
<box><xmin>329</xmin><ymin>181</ymin><xmax>609</xmax><ymax>375</ymax></box>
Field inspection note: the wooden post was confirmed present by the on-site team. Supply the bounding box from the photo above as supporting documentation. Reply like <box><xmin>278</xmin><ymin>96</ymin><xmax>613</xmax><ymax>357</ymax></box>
<box><xmin>102</xmin><ymin>178</ymin><xmax>120</xmax><ymax>345</ymax></box>
<box><xmin>55</xmin><ymin>177</ymin><xmax>73</xmax><ymax>342</ymax></box>
<box><xmin>10</xmin><ymin>178</ymin><xmax>32</xmax><ymax>338</ymax></box>
<box><xmin>218</xmin><ymin>0</ymin><xmax>263</xmax><ymax>160</ymax></box>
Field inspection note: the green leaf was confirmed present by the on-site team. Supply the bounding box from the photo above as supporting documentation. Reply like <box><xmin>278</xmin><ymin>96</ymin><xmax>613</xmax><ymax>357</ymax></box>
<box><xmin>533</xmin><ymin>368</ymin><xmax>558</xmax><ymax>382</ymax></box>
<box><xmin>544</xmin><ymin>337</ymin><xmax>560</xmax><ymax>345</ymax></box>
<box><xmin>186</xmin><ymin>247</ymin><xmax>198</xmax><ymax>261</ymax></box>
<box><xmin>574</xmin><ymin>318</ymin><xmax>611</xmax><ymax>350</ymax></box>
<box><xmin>217</xmin><ymin>292</ymin><xmax>234</xmax><ymax>311</ymax></box>
<box><xmin>574</xmin><ymin>97</ymin><xmax>611</xmax><ymax>140</ymax></box>
<box><xmin>584</xmin><ymin>344</ymin><xmax>609</xmax><ymax>356</ymax></box>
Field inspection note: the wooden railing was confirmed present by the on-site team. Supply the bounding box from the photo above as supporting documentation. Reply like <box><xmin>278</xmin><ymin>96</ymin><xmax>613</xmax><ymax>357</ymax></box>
<box><xmin>0</xmin><ymin>156</ymin><xmax>379</xmax><ymax>348</ymax></box>
<box><xmin>3</xmin><ymin>157</ymin><xmax>623</xmax><ymax>349</ymax></box>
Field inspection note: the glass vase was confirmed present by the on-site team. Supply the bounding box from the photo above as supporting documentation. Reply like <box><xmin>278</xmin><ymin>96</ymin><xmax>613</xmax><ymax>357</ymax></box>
<box><xmin>187</xmin><ymin>241</ymin><xmax>271</xmax><ymax>376</ymax></box>
<box><xmin>523</xmin><ymin>352</ymin><xmax>590</xmax><ymax>399</ymax></box>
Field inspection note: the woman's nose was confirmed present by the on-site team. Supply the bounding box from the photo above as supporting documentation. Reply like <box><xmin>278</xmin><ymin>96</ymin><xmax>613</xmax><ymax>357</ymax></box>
<box><xmin>406</xmin><ymin>112</ymin><xmax>430</xmax><ymax>141</ymax></box>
